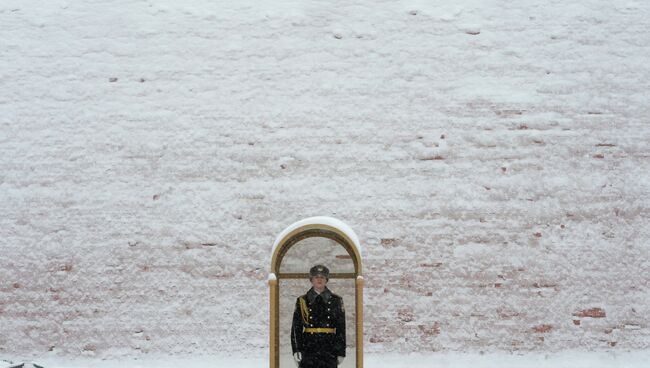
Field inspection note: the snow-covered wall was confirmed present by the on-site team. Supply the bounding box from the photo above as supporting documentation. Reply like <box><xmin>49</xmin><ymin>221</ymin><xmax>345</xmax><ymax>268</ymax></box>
<box><xmin>1</xmin><ymin>0</ymin><xmax>649</xmax><ymax>359</ymax></box>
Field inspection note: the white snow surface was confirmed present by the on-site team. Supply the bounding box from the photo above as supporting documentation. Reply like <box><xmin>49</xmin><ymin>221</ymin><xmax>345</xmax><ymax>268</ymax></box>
<box><xmin>271</xmin><ymin>216</ymin><xmax>362</xmax><ymax>259</ymax></box>
<box><xmin>1</xmin><ymin>0</ymin><xmax>650</xmax><ymax>361</ymax></box>
<box><xmin>4</xmin><ymin>351</ymin><xmax>650</xmax><ymax>368</ymax></box>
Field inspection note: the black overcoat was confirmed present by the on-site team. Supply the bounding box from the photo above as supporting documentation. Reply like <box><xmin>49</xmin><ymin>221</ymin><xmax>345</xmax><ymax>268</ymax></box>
<box><xmin>291</xmin><ymin>287</ymin><xmax>346</xmax><ymax>359</ymax></box>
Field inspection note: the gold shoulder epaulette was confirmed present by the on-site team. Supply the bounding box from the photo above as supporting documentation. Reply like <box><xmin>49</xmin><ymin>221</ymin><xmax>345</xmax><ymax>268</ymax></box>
<box><xmin>299</xmin><ymin>296</ymin><xmax>309</xmax><ymax>324</ymax></box>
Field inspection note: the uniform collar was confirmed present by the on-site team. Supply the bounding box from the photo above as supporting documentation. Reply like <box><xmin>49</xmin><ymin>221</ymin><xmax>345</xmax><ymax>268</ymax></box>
<box><xmin>307</xmin><ymin>287</ymin><xmax>332</xmax><ymax>303</ymax></box>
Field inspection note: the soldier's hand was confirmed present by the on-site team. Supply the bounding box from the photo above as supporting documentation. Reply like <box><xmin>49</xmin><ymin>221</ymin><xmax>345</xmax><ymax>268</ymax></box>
<box><xmin>293</xmin><ymin>352</ymin><xmax>302</xmax><ymax>367</ymax></box>
<box><xmin>337</xmin><ymin>356</ymin><xmax>345</xmax><ymax>365</ymax></box>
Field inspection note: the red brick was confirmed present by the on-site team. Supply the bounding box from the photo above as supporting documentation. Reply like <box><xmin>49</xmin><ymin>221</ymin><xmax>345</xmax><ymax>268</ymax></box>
<box><xmin>573</xmin><ymin>308</ymin><xmax>606</xmax><ymax>318</ymax></box>
<box><xmin>497</xmin><ymin>308</ymin><xmax>520</xmax><ymax>318</ymax></box>
<box><xmin>419</xmin><ymin>262</ymin><xmax>442</xmax><ymax>267</ymax></box>
<box><xmin>397</xmin><ymin>308</ymin><xmax>414</xmax><ymax>322</ymax></box>
<box><xmin>418</xmin><ymin>322</ymin><xmax>441</xmax><ymax>336</ymax></box>
<box><xmin>532</xmin><ymin>324</ymin><xmax>553</xmax><ymax>333</ymax></box>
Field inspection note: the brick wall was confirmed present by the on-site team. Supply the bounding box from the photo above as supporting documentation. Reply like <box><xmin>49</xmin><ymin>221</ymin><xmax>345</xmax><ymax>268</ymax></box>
<box><xmin>1</xmin><ymin>0</ymin><xmax>649</xmax><ymax>358</ymax></box>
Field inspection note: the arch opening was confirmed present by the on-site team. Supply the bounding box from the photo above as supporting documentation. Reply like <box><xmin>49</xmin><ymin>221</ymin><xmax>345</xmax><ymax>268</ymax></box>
<box><xmin>269</xmin><ymin>217</ymin><xmax>364</xmax><ymax>368</ymax></box>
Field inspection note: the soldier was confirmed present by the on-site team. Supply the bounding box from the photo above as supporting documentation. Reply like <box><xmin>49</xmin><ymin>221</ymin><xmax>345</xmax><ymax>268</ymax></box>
<box><xmin>291</xmin><ymin>264</ymin><xmax>346</xmax><ymax>368</ymax></box>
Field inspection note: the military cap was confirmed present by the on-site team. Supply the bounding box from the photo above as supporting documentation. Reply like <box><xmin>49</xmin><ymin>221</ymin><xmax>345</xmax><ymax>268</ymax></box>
<box><xmin>309</xmin><ymin>264</ymin><xmax>330</xmax><ymax>279</ymax></box>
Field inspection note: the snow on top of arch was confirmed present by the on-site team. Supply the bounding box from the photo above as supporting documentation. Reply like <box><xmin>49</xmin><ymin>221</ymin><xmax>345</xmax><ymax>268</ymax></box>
<box><xmin>271</xmin><ymin>216</ymin><xmax>361</xmax><ymax>258</ymax></box>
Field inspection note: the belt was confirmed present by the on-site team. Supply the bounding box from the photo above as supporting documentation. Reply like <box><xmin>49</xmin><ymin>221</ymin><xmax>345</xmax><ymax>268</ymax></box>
<box><xmin>304</xmin><ymin>327</ymin><xmax>336</xmax><ymax>334</ymax></box>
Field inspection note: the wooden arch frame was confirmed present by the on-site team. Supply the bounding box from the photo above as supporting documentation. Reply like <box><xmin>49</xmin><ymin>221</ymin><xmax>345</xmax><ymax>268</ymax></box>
<box><xmin>269</xmin><ymin>217</ymin><xmax>364</xmax><ymax>368</ymax></box>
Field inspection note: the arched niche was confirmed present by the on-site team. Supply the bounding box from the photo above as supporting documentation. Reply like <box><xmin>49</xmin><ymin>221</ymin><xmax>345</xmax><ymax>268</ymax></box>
<box><xmin>269</xmin><ymin>216</ymin><xmax>364</xmax><ymax>368</ymax></box>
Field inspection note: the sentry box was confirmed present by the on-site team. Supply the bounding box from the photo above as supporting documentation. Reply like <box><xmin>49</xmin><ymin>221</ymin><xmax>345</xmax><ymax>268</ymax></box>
<box><xmin>269</xmin><ymin>217</ymin><xmax>364</xmax><ymax>368</ymax></box>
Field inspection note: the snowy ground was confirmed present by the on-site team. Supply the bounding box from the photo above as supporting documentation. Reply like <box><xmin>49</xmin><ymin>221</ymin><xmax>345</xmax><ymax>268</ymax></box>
<box><xmin>3</xmin><ymin>352</ymin><xmax>650</xmax><ymax>368</ymax></box>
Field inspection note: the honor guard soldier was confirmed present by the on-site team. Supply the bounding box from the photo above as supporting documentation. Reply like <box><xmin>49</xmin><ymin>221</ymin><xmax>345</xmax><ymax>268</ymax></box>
<box><xmin>291</xmin><ymin>265</ymin><xmax>346</xmax><ymax>368</ymax></box>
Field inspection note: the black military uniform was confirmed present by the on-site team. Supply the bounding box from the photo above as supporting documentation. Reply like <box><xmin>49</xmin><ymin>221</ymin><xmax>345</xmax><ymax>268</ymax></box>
<box><xmin>291</xmin><ymin>266</ymin><xmax>346</xmax><ymax>368</ymax></box>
